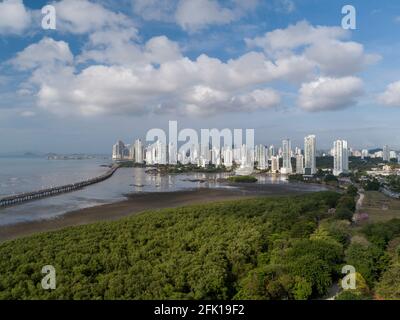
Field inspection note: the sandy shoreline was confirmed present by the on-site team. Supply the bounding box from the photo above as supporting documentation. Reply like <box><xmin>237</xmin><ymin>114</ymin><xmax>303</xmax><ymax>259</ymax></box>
<box><xmin>0</xmin><ymin>183</ymin><xmax>326</xmax><ymax>243</ymax></box>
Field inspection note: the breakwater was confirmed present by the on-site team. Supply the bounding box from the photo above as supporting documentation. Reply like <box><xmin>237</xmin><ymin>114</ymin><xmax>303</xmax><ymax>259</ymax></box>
<box><xmin>0</xmin><ymin>165</ymin><xmax>119</xmax><ymax>208</ymax></box>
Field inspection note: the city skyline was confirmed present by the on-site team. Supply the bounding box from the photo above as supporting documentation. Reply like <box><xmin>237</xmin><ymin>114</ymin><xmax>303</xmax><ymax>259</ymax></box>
<box><xmin>112</xmin><ymin>133</ymin><xmax>400</xmax><ymax>176</ymax></box>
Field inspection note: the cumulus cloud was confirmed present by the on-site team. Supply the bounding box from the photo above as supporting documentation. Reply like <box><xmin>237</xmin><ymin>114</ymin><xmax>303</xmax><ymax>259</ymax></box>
<box><xmin>131</xmin><ymin>0</ymin><xmax>177</xmax><ymax>22</ymax></box>
<box><xmin>378</xmin><ymin>81</ymin><xmax>400</xmax><ymax>107</ymax></box>
<box><xmin>132</xmin><ymin>0</ymin><xmax>259</xmax><ymax>31</ymax></box>
<box><xmin>11</xmin><ymin>37</ymin><xmax>73</xmax><ymax>70</ymax></box>
<box><xmin>245</xmin><ymin>21</ymin><xmax>380</xmax><ymax>78</ymax></box>
<box><xmin>178</xmin><ymin>86</ymin><xmax>281</xmax><ymax>116</ymax></box>
<box><xmin>0</xmin><ymin>0</ymin><xmax>31</xmax><ymax>35</ymax></box>
<box><xmin>30</xmin><ymin>51</ymin><xmax>284</xmax><ymax>117</ymax></box>
<box><xmin>298</xmin><ymin>77</ymin><xmax>364</xmax><ymax>112</ymax></box>
<box><xmin>78</xmin><ymin>31</ymin><xmax>182</xmax><ymax>66</ymax></box>
<box><xmin>10</xmin><ymin>19</ymin><xmax>378</xmax><ymax>117</ymax></box>
<box><xmin>53</xmin><ymin>0</ymin><xmax>134</xmax><ymax>34</ymax></box>
<box><xmin>175</xmin><ymin>0</ymin><xmax>236</xmax><ymax>32</ymax></box>
<box><xmin>246</xmin><ymin>21</ymin><xmax>348</xmax><ymax>55</ymax></box>
<box><xmin>12</xmin><ymin>35</ymin><xmax>286</xmax><ymax>117</ymax></box>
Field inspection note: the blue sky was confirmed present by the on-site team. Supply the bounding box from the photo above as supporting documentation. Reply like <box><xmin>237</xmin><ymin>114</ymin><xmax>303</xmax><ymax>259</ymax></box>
<box><xmin>1</xmin><ymin>0</ymin><xmax>400</xmax><ymax>154</ymax></box>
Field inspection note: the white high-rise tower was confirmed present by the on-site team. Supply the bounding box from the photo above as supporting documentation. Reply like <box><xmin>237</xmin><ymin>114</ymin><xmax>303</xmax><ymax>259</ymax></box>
<box><xmin>383</xmin><ymin>145</ymin><xmax>390</xmax><ymax>162</ymax></box>
<box><xmin>333</xmin><ymin>140</ymin><xmax>349</xmax><ymax>176</ymax></box>
<box><xmin>134</xmin><ymin>139</ymin><xmax>143</xmax><ymax>163</ymax></box>
<box><xmin>280</xmin><ymin>139</ymin><xmax>292</xmax><ymax>174</ymax></box>
<box><xmin>304</xmin><ymin>135</ymin><xmax>316</xmax><ymax>175</ymax></box>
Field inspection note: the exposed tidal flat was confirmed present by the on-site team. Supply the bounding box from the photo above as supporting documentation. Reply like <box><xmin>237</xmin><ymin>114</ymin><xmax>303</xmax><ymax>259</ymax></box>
<box><xmin>0</xmin><ymin>157</ymin><xmax>327</xmax><ymax>241</ymax></box>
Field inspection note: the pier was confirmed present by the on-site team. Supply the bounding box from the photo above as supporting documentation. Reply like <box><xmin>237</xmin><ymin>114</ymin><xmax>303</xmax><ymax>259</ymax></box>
<box><xmin>0</xmin><ymin>165</ymin><xmax>120</xmax><ymax>208</ymax></box>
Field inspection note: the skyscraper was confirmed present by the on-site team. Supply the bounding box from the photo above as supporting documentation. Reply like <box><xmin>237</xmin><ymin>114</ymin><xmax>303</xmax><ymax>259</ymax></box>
<box><xmin>333</xmin><ymin>140</ymin><xmax>349</xmax><ymax>176</ymax></box>
<box><xmin>304</xmin><ymin>135</ymin><xmax>316</xmax><ymax>175</ymax></box>
<box><xmin>383</xmin><ymin>145</ymin><xmax>390</xmax><ymax>162</ymax></box>
<box><xmin>361</xmin><ymin>149</ymin><xmax>369</xmax><ymax>159</ymax></box>
<box><xmin>222</xmin><ymin>146</ymin><xmax>233</xmax><ymax>168</ymax></box>
<box><xmin>271</xmin><ymin>156</ymin><xmax>279</xmax><ymax>173</ymax></box>
<box><xmin>296</xmin><ymin>154</ymin><xmax>304</xmax><ymax>174</ymax></box>
<box><xmin>255</xmin><ymin>144</ymin><xmax>267</xmax><ymax>170</ymax></box>
<box><xmin>280</xmin><ymin>139</ymin><xmax>292</xmax><ymax>174</ymax></box>
<box><xmin>134</xmin><ymin>139</ymin><xmax>144</xmax><ymax>163</ymax></box>
<box><xmin>168</xmin><ymin>142</ymin><xmax>177</xmax><ymax>165</ymax></box>
<box><xmin>112</xmin><ymin>140</ymin><xmax>126</xmax><ymax>160</ymax></box>
<box><xmin>269</xmin><ymin>145</ymin><xmax>275</xmax><ymax>157</ymax></box>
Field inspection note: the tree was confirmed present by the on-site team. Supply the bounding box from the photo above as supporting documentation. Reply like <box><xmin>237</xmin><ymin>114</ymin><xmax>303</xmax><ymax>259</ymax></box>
<box><xmin>334</xmin><ymin>207</ymin><xmax>354</xmax><ymax>222</ymax></box>
<box><xmin>375</xmin><ymin>264</ymin><xmax>400</xmax><ymax>299</ymax></box>
<box><xmin>336</xmin><ymin>196</ymin><xmax>356</xmax><ymax>212</ymax></box>
<box><xmin>346</xmin><ymin>185</ymin><xmax>358</xmax><ymax>197</ymax></box>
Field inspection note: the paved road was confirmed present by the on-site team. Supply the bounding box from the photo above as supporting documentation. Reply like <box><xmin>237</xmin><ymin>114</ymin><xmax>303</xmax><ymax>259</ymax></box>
<box><xmin>356</xmin><ymin>192</ymin><xmax>365</xmax><ymax>212</ymax></box>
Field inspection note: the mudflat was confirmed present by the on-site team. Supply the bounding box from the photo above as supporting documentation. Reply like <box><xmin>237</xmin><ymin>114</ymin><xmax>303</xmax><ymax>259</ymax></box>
<box><xmin>0</xmin><ymin>188</ymin><xmax>254</xmax><ymax>242</ymax></box>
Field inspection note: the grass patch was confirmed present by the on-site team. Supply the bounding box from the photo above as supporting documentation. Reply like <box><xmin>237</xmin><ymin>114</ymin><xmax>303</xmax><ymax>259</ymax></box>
<box><xmin>360</xmin><ymin>191</ymin><xmax>400</xmax><ymax>223</ymax></box>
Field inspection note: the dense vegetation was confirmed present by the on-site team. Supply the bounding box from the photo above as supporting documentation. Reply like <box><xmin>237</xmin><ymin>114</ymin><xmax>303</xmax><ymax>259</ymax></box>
<box><xmin>116</xmin><ymin>161</ymin><xmax>231</xmax><ymax>173</ymax></box>
<box><xmin>362</xmin><ymin>178</ymin><xmax>381</xmax><ymax>191</ymax></box>
<box><xmin>1</xmin><ymin>189</ymin><xmax>399</xmax><ymax>300</ymax></box>
<box><xmin>0</xmin><ymin>192</ymin><xmax>345</xmax><ymax>300</ymax></box>
<box><xmin>386</xmin><ymin>175</ymin><xmax>400</xmax><ymax>193</ymax></box>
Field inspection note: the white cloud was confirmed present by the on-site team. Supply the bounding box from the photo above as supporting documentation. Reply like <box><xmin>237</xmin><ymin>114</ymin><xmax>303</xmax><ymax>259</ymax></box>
<box><xmin>378</xmin><ymin>81</ymin><xmax>400</xmax><ymax>107</ymax></box>
<box><xmin>304</xmin><ymin>40</ymin><xmax>380</xmax><ymax>77</ymax></box>
<box><xmin>131</xmin><ymin>0</ymin><xmax>176</xmax><ymax>22</ymax></box>
<box><xmin>179</xmin><ymin>86</ymin><xmax>280</xmax><ymax>116</ymax></box>
<box><xmin>13</xmin><ymin>36</ymin><xmax>286</xmax><ymax>117</ymax></box>
<box><xmin>298</xmin><ymin>77</ymin><xmax>364</xmax><ymax>112</ymax></box>
<box><xmin>245</xmin><ymin>21</ymin><xmax>380</xmax><ymax>78</ymax></box>
<box><xmin>175</xmin><ymin>0</ymin><xmax>236</xmax><ymax>32</ymax></box>
<box><xmin>53</xmin><ymin>0</ymin><xmax>134</xmax><ymax>34</ymax></box>
<box><xmin>10</xmin><ymin>37</ymin><xmax>73</xmax><ymax>70</ymax></box>
<box><xmin>0</xmin><ymin>0</ymin><xmax>31</xmax><ymax>35</ymax></box>
<box><xmin>31</xmin><ymin>52</ymin><xmax>284</xmax><ymax>117</ymax></box>
<box><xmin>246</xmin><ymin>21</ymin><xmax>348</xmax><ymax>56</ymax></box>
<box><xmin>132</xmin><ymin>0</ymin><xmax>259</xmax><ymax>31</ymax></box>
<box><xmin>11</xmin><ymin>20</ymin><xmax>379</xmax><ymax>117</ymax></box>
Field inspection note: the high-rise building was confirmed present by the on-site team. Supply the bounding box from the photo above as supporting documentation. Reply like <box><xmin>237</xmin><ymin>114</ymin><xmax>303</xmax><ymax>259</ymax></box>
<box><xmin>390</xmin><ymin>150</ymin><xmax>397</xmax><ymax>160</ymax></box>
<box><xmin>255</xmin><ymin>144</ymin><xmax>267</xmax><ymax>170</ymax></box>
<box><xmin>333</xmin><ymin>140</ymin><xmax>349</xmax><ymax>176</ymax></box>
<box><xmin>383</xmin><ymin>145</ymin><xmax>390</xmax><ymax>162</ymax></box>
<box><xmin>200</xmin><ymin>144</ymin><xmax>210</xmax><ymax>167</ymax></box>
<box><xmin>269</xmin><ymin>145</ymin><xmax>275</xmax><ymax>157</ymax></box>
<box><xmin>146</xmin><ymin>140</ymin><xmax>167</xmax><ymax>165</ymax></box>
<box><xmin>280</xmin><ymin>139</ymin><xmax>292</xmax><ymax>174</ymax></box>
<box><xmin>211</xmin><ymin>147</ymin><xmax>221</xmax><ymax>166</ymax></box>
<box><xmin>304</xmin><ymin>135</ymin><xmax>316</xmax><ymax>175</ymax></box>
<box><xmin>271</xmin><ymin>156</ymin><xmax>279</xmax><ymax>173</ymax></box>
<box><xmin>361</xmin><ymin>149</ymin><xmax>369</xmax><ymax>159</ymax></box>
<box><xmin>168</xmin><ymin>142</ymin><xmax>177</xmax><ymax>165</ymax></box>
<box><xmin>296</xmin><ymin>154</ymin><xmax>304</xmax><ymax>174</ymax></box>
<box><xmin>112</xmin><ymin>140</ymin><xmax>127</xmax><ymax>160</ymax></box>
<box><xmin>222</xmin><ymin>146</ymin><xmax>233</xmax><ymax>168</ymax></box>
<box><xmin>134</xmin><ymin>139</ymin><xmax>143</xmax><ymax>163</ymax></box>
